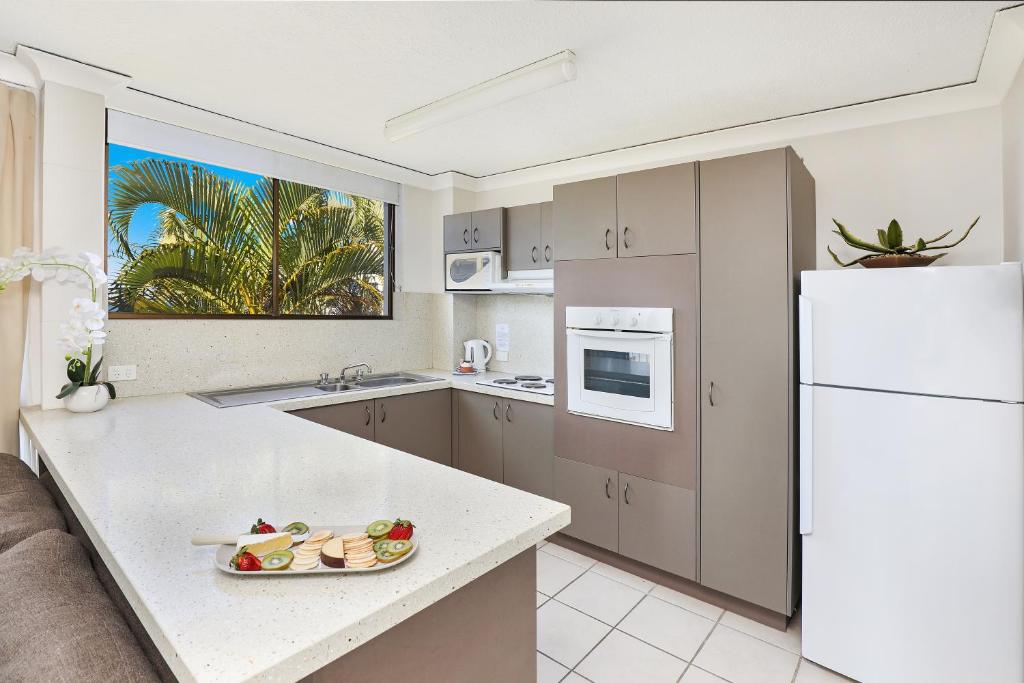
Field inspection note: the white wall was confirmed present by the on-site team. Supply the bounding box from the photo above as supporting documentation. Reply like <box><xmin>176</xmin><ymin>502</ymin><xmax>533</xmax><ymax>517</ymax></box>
<box><xmin>1004</xmin><ymin>60</ymin><xmax>1024</xmax><ymax>262</ymax></box>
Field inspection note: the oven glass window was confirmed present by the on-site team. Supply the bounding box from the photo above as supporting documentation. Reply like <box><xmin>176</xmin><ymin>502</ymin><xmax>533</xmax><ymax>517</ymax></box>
<box><xmin>583</xmin><ymin>350</ymin><xmax>651</xmax><ymax>398</ymax></box>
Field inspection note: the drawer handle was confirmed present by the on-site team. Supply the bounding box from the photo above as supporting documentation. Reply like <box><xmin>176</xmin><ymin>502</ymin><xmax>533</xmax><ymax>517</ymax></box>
<box><xmin>505</xmin><ymin>403</ymin><xmax>512</xmax><ymax>422</ymax></box>
<box><xmin>623</xmin><ymin>226</ymin><xmax>631</xmax><ymax>249</ymax></box>
<box><xmin>531</xmin><ymin>246</ymin><xmax>538</xmax><ymax>263</ymax></box>
<box><xmin>473</xmin><ymin>227</ymin><xmax>480</xmax><ymax>243</ymax></box>
<box><xmin>364</xmin><ymin>405</ymin><xmax>371</xmax><ymax>426</ymax></box>
<box><xmin>463</xmin><ymin>228</ymin><xmax>469</xmax><ymax>245</ymax></box>
<box><xmin>493</xmin><ymin>401</ymin><xmax>499</xmax><ymax>420</ymax></box>
<box><xmin>604</xmin><ymin>228</ymin><xmax>612</xmax><ymax>251</ymax></box>
<box><xmin>708</xmin><ymin>381</ymin><xmax>715</xmax><ymax>407</ymax></box>
<box><xmin>544</xmin><ymin>245</ymin><xmax>552</xmax><ymax>262</ymax></box>
<box><xmin>605</xmin><ymin>477</ymin><xmax>611</xmax><ymax>499</ymax></box>
<box><xmin>623</xmin><ymin>482</ymin><xmax>631</xmax><ymax>505</ymax></box>
<box><xmin>380</xmin><ymin>404</ymin><xmax>386</xmax><ymax>423</ymax></box>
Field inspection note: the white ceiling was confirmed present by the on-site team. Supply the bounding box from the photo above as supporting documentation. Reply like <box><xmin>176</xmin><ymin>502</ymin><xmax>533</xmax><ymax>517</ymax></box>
<box><xmin>0</xmin><ymin>1</ymin><xmax>1015</xmax><ymax>177</ymax></box>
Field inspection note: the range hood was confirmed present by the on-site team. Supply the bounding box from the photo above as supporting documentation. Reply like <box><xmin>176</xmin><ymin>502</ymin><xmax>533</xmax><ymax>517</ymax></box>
<box><xmin>490</xmin><ymin>267</ymin><xmax>553</xmax><ymax>294</ymax></box>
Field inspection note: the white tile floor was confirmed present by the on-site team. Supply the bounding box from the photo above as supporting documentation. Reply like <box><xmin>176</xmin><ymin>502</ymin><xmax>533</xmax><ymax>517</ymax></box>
<box><xmin>535</xmin><ymin>541</ymin><xmax>853</xmax><ymax>683</ymax></box>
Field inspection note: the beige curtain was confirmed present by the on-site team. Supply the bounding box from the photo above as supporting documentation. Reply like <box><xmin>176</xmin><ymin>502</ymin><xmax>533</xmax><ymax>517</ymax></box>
<box><xmin>0</xmin><ymin>84</ymin><xmax>37</xmax><ymax>455</ymax></box>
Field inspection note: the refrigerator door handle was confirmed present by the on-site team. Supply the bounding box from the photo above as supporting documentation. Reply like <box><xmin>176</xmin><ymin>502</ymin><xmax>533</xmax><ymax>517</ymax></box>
<box><xmin>800</xmin><ymin>384</ymin><xmax>813</xmax><ymax>535</ymax></box>
<box><xmin>799</xmin><ymin>295</ymin><xmax>813</xmax><ymax>385</ymax></box>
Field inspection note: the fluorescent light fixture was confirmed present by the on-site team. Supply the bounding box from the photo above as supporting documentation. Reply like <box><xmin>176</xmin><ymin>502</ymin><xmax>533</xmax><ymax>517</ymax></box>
<box><xmin>384</xmin><ymin>50</ymin><xmax>577</xmax><ymax>142</ymax></box>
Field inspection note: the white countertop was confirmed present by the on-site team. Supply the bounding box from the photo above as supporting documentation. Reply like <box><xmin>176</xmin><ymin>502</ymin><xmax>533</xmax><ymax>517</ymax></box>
<box><xmin>19</xmin><ymin>380</ymin><xmax>568</xmax><ymax>683</ymax></box>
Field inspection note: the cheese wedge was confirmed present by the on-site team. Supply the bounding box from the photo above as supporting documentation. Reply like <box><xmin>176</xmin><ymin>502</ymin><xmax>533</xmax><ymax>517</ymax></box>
<box><xmin>235</xmin><ymin>532</ymin><xmax>292</xmax><ymax>557</ymax></box>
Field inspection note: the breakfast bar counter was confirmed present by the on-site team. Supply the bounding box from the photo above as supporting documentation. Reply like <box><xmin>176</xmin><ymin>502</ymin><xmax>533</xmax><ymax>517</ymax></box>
<box><xmin>19</xmin><ymin>392</ymin><xmax>569</xmax><ymax>682</ymax></box>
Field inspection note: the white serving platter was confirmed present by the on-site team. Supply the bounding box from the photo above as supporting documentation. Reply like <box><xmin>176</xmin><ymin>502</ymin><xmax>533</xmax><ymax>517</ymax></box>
<box><xmin>214</xmin><ymin>525</ymin><xmax>418</xmax><ymax>576</ymax></box>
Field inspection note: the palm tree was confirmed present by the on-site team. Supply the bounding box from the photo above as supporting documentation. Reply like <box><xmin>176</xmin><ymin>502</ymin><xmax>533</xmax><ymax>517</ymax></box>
<box><xmin>107</xmin><ymin>157</ymin><xmax>386</xmax><ymax>316</ymax></box>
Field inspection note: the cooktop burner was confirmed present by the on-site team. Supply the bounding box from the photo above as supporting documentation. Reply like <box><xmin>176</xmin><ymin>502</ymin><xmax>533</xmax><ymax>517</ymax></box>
<box><xmin>514</xmin><ymin>375</ymin><xmax>543</xmax><ymax>382</ymax></box>
<box><xmin>545</xmin><ymin>378</ymin><xmax>554</xmax><ymax>384</ymax></box>
<box><xmin>474</xmin><ymin>374</ymin><xmax>554</xmax><ymax>396</ymax></box>
<box><xmin>521</xmin><ymin>382</ymin><xmax>547</xmax><ymax>389</ymax></box>
<box><xmin>492</xmin><ymin>378</ymin><xmax>518</xmax><ymax>385</ymax></box>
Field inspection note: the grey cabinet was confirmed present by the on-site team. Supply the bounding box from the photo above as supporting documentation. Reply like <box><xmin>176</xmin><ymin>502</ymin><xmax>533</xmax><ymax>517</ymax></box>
<box><xmin>552</xmin><ymin>164</ymin><xmax>697</xmax><ymax>261</ymax></box>
<box><xmin>471</xmin><ymin>208</ymin><xmax>504</xmax><ymax>251</ymax></box>
<box><xmin>616</xmin><ymin>163</ymin><xmax>697</xmax><ymax>258</ymax></box>
<box><xmin>698</xmin><ymin>148</ymin><xmax>815</xmax><ymax>615</ymax></box>
<box><xmin>618</xmin><ymin>474</ymin><xmax>695</xmax><ymax>579</ymax></box>
<box><xmin>501</xmin><ymin>399</ymin><xmax>553</xmax><ymax>498</ymax></box>
<box><xmin>375</xmin><ymin>391</ymin><xmax>452</xmax><ymax>466</ymax></box>
<box><xmin>539</xmin><ymin>202</ymin><xmax>554</xmax><ymax>268</ymax></box>
<box><xmin>443</xmin><ymin>209</ymin><xmax>505</xmax><ymax>253</ymax></box>
<box><xmin>554</xmin><ymin>457</ymin><xmax>619</xmax><ymax>552</ymax></box>
<box><xmin>290</xmin><ymin>399</ymin><xmax>374</xmax><ymax>441</ymax></box>
<box><xmin>288</xmin><ymin>390</ymin><xmax>452</xmax><ymax>467</ymax></box>
<box><xmin>443</xmin><ymin>213</ymin><xmax>473</xmax><ymax>252</ymax></box>
<box><xmin>456</xmin><ymin>391</ymin><xmax>504</xmax><ymax>482</ymax></box>
<box><xmin>553</xmin><ymin>176</ymin><xmax>617</xmax><ymax>260</ymax></box>
<box><xmin>505</xmin><ymin>204</ymin><xmax>543</xmax><ymax>271</ymax></box>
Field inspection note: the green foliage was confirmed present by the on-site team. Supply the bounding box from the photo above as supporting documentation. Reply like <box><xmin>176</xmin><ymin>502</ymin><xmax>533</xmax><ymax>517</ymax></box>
<box><xmin>827</xmin><ymin>217</ymin><xmax>979</xmax><ymax>267</ymax></box>
<box><xmin>108</xmin><ymin>160</ymin><xmax>386</xmax><ymax>315</ymax></box>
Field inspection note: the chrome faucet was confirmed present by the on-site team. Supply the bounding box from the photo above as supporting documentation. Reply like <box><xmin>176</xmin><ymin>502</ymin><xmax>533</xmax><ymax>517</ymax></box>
<box><xmin>340</xmin><ymin>363</ymin><xmax>372</xmax><ymax>383</ymax></box>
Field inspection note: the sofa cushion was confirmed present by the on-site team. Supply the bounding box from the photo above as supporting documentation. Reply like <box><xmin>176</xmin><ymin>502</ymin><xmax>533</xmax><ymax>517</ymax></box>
<box><xmin>0</xmin><ymin>453</ymin><xmax>36</xmax><ymax>485</ymax></box>
<box><xmin>0</xmin><ymin>475</ymin><xmax>66</xmax><ymax>554</ymax></box>
<box><xmin>0</xmin><ymin>529</ymin><xmax>159</xmax><ymax>682</ymax></box>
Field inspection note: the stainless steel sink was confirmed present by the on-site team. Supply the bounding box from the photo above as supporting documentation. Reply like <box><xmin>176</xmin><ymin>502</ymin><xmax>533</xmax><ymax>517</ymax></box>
<box><xmin>190</xmin><ymin>372</ymin><xmax>439</xmax><ymax>407</ymax></box>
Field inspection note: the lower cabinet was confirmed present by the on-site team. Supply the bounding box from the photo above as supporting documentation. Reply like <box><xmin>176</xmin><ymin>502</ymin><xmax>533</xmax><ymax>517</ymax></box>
<box><xmin>455</xmin><ymin>391</ymin><xmax>554</xmax><ymax>497</ymax></box>
<box><xmin>554</xmin><ymin>457</ymin><xmax>696</xmax><ymax>579</ymax></box>
<box><xmin>289</xmin><ymin>390</ymin><xmax>451</xmax><ymax>466</ymax></box>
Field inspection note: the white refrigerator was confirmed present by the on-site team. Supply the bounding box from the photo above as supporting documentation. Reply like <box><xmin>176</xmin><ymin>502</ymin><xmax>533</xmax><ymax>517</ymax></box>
<box><xmin>799</xmin><ymin>263</ymin><xmax>1024</xmax><ymax>683</ymax></box>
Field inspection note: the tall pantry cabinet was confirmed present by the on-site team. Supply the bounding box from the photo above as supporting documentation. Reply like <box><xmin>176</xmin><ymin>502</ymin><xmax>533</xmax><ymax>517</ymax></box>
<box><xmin>698</xmin><ymin>148</ymin><xmax>816</xmax><ymax>616</ymax></box>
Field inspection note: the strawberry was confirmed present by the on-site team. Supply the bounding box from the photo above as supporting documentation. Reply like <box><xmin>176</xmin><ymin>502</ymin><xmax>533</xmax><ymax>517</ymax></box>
<box><xmin>388</xmin><ymin>519</ymin><xmax>414</xmax><ymax>540</ymax></box>
<box><xmin>250</xmin><ymin>518</ymin><xmax>276</xmax><ymax>534</ymax></box>
<box><xmin>230</xmin><ymin>546</ymin><xmax>262</xmax><ymax>571</ymax></box>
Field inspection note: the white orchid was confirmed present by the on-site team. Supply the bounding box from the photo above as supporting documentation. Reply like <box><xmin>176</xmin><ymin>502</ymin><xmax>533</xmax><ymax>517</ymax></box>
<box><xmin>0</xmin><ymin>248</ymin><xmax>115</xmax><ymax>401</ymax></box>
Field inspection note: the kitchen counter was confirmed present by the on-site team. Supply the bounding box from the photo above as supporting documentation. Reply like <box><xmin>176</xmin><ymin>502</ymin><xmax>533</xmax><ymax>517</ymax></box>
<box><xmin>19</xmin><ymin>389</ymin><xmax>568</xmax><ymax>682</ymax></box>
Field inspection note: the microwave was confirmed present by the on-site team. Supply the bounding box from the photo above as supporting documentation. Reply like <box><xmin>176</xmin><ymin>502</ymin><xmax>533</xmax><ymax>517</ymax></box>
<box><xmin>565</xmin><ymin>306</ymin><xmax>674</xmax><ymax>430</ymax></box>
<box><xmin>445</xmin><ymin>251</ymin><xmax>501</xmax><ymax>291</ymax></box>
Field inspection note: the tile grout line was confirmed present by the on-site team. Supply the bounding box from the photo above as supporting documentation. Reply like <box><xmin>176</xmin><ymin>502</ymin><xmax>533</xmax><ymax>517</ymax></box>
<box><xmin>713</xmin><ymin>620</ymin><xmax>802</xmax><ymax>657</ymax></box>
<box><xmin>790</xmin><ymin>656</ymin><xmax>804</xmax><ymax>683</ymax></box>
<box><xmin>676</xmin><ymin>607</ymin><xmax>726</xmax><ymax>682</ymax></box>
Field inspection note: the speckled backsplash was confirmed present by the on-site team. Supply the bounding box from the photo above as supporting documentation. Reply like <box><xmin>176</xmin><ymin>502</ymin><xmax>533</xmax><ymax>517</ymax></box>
<box><xmin>459</xmin><ymin>294</ymin><xmax>554</xmax><ymax>376</ymax></box>
<box><xmin>104</xmin><ymin>292</ymin><xmax>441</xmax><ymax>397</ymax></box>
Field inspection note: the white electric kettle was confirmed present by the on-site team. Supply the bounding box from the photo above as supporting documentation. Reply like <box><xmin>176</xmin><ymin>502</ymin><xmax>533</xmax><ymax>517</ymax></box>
<box><xmin>463</xmin><ymin>339</ymin><xmax>492</xmax><ymax>372</ymax></box>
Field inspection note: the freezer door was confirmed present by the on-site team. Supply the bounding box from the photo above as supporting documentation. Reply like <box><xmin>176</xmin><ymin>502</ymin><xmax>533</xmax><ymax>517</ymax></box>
<box><xmin>800</xmin><ymin>263</ymin><xmax>1023</xmax><ymax>402</ymax></box>
<box><xmin>801</xmin><ymin>386</ymin><xmax>1023</xmax><ymax>683</ymax></box>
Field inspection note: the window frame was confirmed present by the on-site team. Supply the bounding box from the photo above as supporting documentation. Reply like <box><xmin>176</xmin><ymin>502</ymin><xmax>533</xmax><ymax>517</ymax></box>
<box><xmin>104</xmin><ymin>142</ymin><xmax>395</xmax><ymax>321</ymax></box>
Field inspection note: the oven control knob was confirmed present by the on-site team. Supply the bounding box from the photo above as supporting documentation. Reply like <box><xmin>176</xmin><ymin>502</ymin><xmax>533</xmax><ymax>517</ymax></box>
<box><xmin>610</xmin><ymin>314</ymin><xmax>620</xmax><ymax>327</ymax></box>
<box><xmin>594</xmin><ymin>314</ymin><xmax>604</xmax><ymax>326</ymax></box>
<box><xmin>629</xmin><ymin>315</ymin><xmax>639</xmax><ymax>327</ymax></box>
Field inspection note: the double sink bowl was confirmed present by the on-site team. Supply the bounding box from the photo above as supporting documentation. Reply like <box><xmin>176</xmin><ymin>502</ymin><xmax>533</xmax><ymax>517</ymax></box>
<box><xmin>189</xmin><ymin>372</ymin><xmax>438</xmax><ymax>408</ymax></box>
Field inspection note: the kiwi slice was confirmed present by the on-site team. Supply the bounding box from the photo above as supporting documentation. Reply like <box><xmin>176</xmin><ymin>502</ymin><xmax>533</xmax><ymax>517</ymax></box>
<box><xmin>262</xmin><ymin>549</ymin><xmax>294</xmax><ymax>571</ymax></box>
<box><xmin>366</xmin><ymin>520</ymin><xmax>394</xmax><ymax>539</ymax></box>
<box><xmin>376</xmin><ymin>549</ymin><xmax>402</xmax><ymax>564</ymax></box>
<box><xmin>373</xmin><ymin>538</ymin><xmax>392</xmax><ymax>554</ymax></box>
<box><xmin>282</xmin><ymin>522</ymin><xmax>309</xmax><ymax>535</ymax></box>
<box><xmin>386</xmin><ymin>539</ymin><xmax>413</xmax><ymax>556</ymax></box>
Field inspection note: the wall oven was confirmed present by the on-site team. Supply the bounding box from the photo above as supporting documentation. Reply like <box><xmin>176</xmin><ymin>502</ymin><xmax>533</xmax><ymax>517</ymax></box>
<box><xmin>565</xmin><ymin>306</ymin><xmax>674</xmax><ymax>430</ymax></box>
<box><xmin>445</xmin><ymin>251</ymin><xmax>501</xmax><ymax>291</ymax></box>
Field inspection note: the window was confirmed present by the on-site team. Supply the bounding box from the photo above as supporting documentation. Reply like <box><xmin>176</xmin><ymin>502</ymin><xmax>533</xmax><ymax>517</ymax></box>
<box><xmin>106</xmin><ymin>144</ymin><xmax>392</xmax><ymax>318</ymax></box>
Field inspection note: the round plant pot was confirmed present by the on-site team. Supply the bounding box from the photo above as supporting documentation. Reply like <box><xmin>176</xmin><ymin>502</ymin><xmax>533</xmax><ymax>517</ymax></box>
<box><xmin>859</xmin><ymin>254</ymin><xmax>942</xmax><ymax>269</ymax></box>
<box><xmin>63</xmin><ymin>384</ymin><xmax>111</xmax><ymax>413</ymax></box>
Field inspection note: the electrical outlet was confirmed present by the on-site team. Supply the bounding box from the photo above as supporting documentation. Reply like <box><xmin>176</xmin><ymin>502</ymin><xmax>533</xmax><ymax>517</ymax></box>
<box><xmin>107</xmin><ymin>364</ymin><xmax>137</xmax><ymax>381</ymax></box>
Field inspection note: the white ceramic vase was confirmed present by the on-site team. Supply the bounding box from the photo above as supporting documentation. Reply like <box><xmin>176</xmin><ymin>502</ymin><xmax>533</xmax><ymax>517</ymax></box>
<box><xmin>63</xmin><ymin>384</ymin><xmax>110</xmax><ymax>413</ymax></box>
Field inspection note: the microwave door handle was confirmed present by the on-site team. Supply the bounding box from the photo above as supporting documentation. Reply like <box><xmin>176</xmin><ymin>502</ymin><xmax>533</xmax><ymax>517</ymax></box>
<box><xmin>567</xmin><ymin>329</ymin><xmax>667</xmax><ymax>341</ymax></box>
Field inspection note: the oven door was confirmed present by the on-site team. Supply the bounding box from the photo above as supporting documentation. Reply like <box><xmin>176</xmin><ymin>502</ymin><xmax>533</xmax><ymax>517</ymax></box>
<box><xmin>445</xmin><ymin>252</ymin><xmax>498</xmax><ymax>291</ymax></box>
<box><xmin>566</xmin><ymin>328</ymin><xmax>674</xmax><ymax>430</ymax></box>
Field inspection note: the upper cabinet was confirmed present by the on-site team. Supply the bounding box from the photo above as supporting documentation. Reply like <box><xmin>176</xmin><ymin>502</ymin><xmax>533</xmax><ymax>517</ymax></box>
<box><xmin>444</xmin><ymin>209</ymin><xmax>504</xmax><ymax>253</ymax></box>
<box><xmin>553</xmin><ymin>163</ymin><xmax>697</xmax><ymax>261</ymax></box>
<box><xmin>505</xmin><ymin>201</ymin><xmax>555</xmax><ymax>271</ymax></box>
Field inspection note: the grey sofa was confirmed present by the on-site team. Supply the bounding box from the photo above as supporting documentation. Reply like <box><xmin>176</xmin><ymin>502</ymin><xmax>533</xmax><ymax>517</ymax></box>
<box><xmin>0</xmin><ymin>453</ymin><xmax>164</xmax><ymax>682</ymax></box>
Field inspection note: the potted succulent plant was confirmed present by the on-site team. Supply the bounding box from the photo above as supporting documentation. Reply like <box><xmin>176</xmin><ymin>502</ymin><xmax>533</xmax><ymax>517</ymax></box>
<box><xmin>828</xmin><ymin>216</ymin><xmax>979</xmax><ymax>268</ymax></box>
<box><xmin>0</xmin><ymin>248</ymin><xmax>115</xmax><ymax>413</ymax></box>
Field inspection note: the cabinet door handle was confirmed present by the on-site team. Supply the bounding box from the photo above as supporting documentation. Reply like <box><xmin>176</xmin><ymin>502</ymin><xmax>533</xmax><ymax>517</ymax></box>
<box><xmin>604</xmin><ymin>228</ymin><xmax>613</xmax><ymax>251</ymax></box>
<box><xmin>708</xmin><ymin>381</ymin><xmax>715</xmax><ymax>407</ymax></box>
<box><xmin>531</xmin><ymin>246</ymin><xmax>538</xmax><ymax>263</ymax></box>
<box><xmin>364</xmin><ymin>405</ymin><xmax>371</xmax><ymax>426</ymax></box>
<box><xmin>544</xmin><ymin>245</ymin><xmax>552</xmax><ymax>262</ymax></box>
<box><xmin>623</xmin><ymin>482</ymin><xmax>631</xmax><ymax>505</ymax></box>
<box><xmin>473</xmin><ymin>227</ymin><xmax>480</xmax><ymax>243</ymax></box>
<box><xmin>380</xmin><ymin>403</ymin><xmax>386</xmax><ymax>423</ymax></box>
<box><xmin>493</xmin><ymin>401</ymin><xmax>500</xmax><ymax>420</ymax></box>
<box><xmin>605</xmin><ymin>477</ymin><xmax>611</xmax><ymax>499</ymax></box>
<box><xmin>463</xmin><ymin>228</ymin><xmax>469</xmax><ymax>245</ymax></box>
<box><xmin>505</xmin><ymin>403</ymin><xmax>512</xmax><ymax>422</ymax></box>
<box><xmin>623</xmin><ymin>226</ymin><xmax>631</xmax><ymax>249</ymax></box>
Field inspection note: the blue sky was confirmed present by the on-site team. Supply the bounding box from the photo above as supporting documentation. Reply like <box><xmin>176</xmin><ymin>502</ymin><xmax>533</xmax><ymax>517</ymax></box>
<box><xmin>106</xmin><ymin>144</ymin><xmax>263</xmax><ymax>278</ymax></box>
